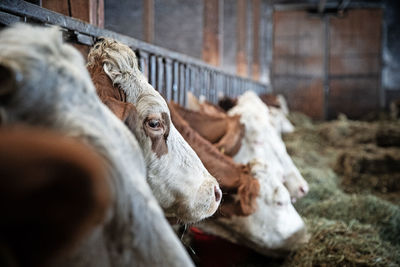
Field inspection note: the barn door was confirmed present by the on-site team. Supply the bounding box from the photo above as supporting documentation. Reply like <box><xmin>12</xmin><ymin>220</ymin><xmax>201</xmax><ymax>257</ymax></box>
<box><xmin>328</xmin><ymin>9</ymin><xmax>382</xmax><ymax>119</ymax></box>
<box><xmin>272</xmin><ymin>9</ymin><xmax>382</xmax><ymax>120</ymax></box>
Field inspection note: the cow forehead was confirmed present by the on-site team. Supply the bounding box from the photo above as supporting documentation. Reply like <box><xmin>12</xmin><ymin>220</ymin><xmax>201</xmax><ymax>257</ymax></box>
<box><xmin>136</xmin><ymin>94</ymin><xmax>170</xmax><ymax>118</ymax></box>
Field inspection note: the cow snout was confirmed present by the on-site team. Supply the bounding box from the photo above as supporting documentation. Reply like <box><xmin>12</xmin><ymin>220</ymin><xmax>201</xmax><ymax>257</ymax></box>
<box><xmin>214</xmin><ymin>185</ymin><xmax>222</xmax><ymax>203</ymax></box>
<box><xmin>299</xmin><ymin>184</ymin><xmax>309</xmax><ymax>196</ymax></box>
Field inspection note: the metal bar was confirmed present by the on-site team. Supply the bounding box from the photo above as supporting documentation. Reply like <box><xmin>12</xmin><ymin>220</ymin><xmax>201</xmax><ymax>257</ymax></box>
<box><xmin>165</xmin><ymin>58</ymin><xmax>173</xmax><ymax>102</ymax></box>
<box><xmin>156</xmin><ymin>56</ymin><xmax>164</xmax><ymax>95</ymax></box>
<box><xmin>179</xmin><ymin>64</ymin><xmax>185</xmax><ymax>106</ymax></box>
<box><xmin>184</xmin><ymin>65</ymin><xmax>190</xmax><ymax>107</ymax></box>
<box><xmin>149</xmin><ymin>54</ymin><xmax>156</xmax><ymax>88</ymax></box>
<box><xmin>173</xmin><ymin>61</ymin><xmax>179</xmax><ymax>102</ymax></box>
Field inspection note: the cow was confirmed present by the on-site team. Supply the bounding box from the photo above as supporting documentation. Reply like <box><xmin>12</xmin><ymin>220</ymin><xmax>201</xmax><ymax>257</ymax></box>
<box><xmin>168</xmin><ymin>102</ymin><xmax>260</xmax><ymax>217</ymax></box>
<box><xmin>87</xmin><ymin>38</ymin><xmax>221</xmax><ymax>223</ymax></box>
<box><xmin>176</xmin><ymin>94</ymin><xmax>307</xmax><ymax>201</ymax></box>
<box><xmin>0</xmin><ymin>126</ymin><xmax>111</xmax><ymax>267</ymax></box>
<box><xmin>0</xmin><ymin>23</ymin><xmax>193</xmax><ymax>267</ymax></box>
<box><xmin>228</xmin><ymin>91</ymin><xmax>308</xmax><ymax>201</ymax></box>
<box><xmin>168</xmin><ymin>103</ymin><xmax>308</xmax><ymax>255</ymax></box>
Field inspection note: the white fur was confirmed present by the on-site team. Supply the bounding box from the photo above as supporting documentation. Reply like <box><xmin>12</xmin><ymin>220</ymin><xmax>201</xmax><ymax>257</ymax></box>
<box><xmin>87</xmin><ymin>39</ymin><xmax>221</xmax><ymax>223</ymax></box>
<box><xmin>228</xmin><ymin>91</ymin><xmax>308</xmax><ymax>201</ymax></box>
<box><xmin>269</xmin><ymin>106</ymin><xmax>295</xmax><ymax>135</ymax></box>
<box><xmin>0</xmin><ymin>24</ymin><xmax>193</xmax><ymax>267</ymax></box>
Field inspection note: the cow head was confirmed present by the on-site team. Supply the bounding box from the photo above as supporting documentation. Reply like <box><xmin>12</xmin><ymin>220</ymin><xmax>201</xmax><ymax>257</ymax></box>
<box><xmin>87</xmin><ymin>38</ymin><xmax>221</xmax><ymax>223</ymax></box>
<box><xmin>199</xmin><ymin>159</ymin><xmax>308</xmax><ymax>255</ymax></box>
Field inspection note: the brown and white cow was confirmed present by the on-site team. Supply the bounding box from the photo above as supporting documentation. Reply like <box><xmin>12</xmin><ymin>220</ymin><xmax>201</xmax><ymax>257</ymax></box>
<box><xmin>169</xmin><ymin>102</ymin><xmax>308</xmax><ymax>255</ymax></box>
<box><xmin>86</xmin><ymin>38</ymin><xmax>221</xmax><ymax>223</ymax></box>
<box><xmin>183</xmin><ymin>92</ymin><xmax>307</xmax><ymax>201</ymax></box>
<box><xmin>0</xmin><ymin>23</ymin><xmax>193</xmax><ymax>267</ymax></box>
<box><xmin>228</xmin><ymin>91</ymin><xmax>308</xmax><ymax>201</ymax></box>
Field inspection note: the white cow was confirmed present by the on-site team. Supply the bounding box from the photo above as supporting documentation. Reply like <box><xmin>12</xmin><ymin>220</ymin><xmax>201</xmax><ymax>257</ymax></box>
<box><xmin>199</xmin><ymin>159</ymin><xmax>308</xmax><ymax>255</ymax></box>
<box><xmin>0</xmin><ymin>23</ymin><xmax>193</xmax><ymax>267</ymax></box>
<box><xmin>228</xmin><ymin>91</ymin><xmax>309</xmax><ymax>202</ymax></box>
<box><xmin>87</xmin><ymin>38</ymin><xmax>221</xmax><ymax>223</ymax></box>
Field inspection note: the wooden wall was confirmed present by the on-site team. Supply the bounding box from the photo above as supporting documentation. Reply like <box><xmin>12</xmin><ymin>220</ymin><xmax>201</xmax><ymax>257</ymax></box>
<box><xmin>328</xmin><ymin>9</ymin><xmax>382</xmax><ymax>119</ymax></box>
<box><xmin>273</xmin><ymin>8</ymin><xmax>382</xmax><ymax>120</ymax></box>
<box><xmin>273</xmin><ymin>11</ymin><xmax>324</xmax><ymax>119</ymax></box>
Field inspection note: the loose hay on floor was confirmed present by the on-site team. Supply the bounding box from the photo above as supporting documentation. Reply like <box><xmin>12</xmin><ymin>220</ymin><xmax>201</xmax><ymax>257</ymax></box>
<box><xmin>283</xmin><ymin>218</ymin><xmax>400</xmax><ymax>267</ymax></box>
<box><xmin>280</xmin><ymin>114</ymin><xmax>400</xmax><ymax>266</ymax></box>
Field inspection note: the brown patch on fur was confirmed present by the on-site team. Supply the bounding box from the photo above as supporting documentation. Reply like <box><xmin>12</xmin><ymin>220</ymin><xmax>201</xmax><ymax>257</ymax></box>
<box><xmin>169</xmin><ymin>102</ymin><xmax>259</xmax><ymax>217</ymax></box>
<box><xmin>103</xmin><ymin>97</ymin><xmax>138</xmax><ymax>131</ymax></box>
<box><xmin>171</xmin><ymin>103</ymin><xmax>244</xmax><ymax>157</ymax></box>
<box><xmin>259</xmin><ymin>94</ymin><xmax>281</xmax><ymax>108</ymax></box>
<box><xmin>218</xmin><ymin>96</ymin><xmax>238</xmax><ymax>112</ymax></box>
<box><xmin>143</xmin><ymin>112</ymin><xmax>170</xmax><ymax>158</ymax></box>
<box><xmin>0</xmin><ymin>126</ymin><xmax>111</xmax><ymax>267</ymax></box>
<box><xmin>87</xmin><ymin>60</ymin><xmax>127</xmax><ymax>103</ymax></box>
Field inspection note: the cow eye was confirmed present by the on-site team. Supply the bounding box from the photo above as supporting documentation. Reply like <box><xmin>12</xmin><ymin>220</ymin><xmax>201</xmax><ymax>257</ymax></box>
<box><xmin>147</xmin><ymin>119</ymin><xmax>160</xmax><ymax>128</ymax></box>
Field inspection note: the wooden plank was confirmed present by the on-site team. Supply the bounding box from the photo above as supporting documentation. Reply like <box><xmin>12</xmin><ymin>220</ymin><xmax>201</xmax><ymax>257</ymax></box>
<box><xmin>236</xmin><ymin>0</ymin><xmax>247</xmax><ymax>77</ymax></box>
<box><xmin>328</xmin><ymin>8</ymin><xmax>382</xmax><ymax>119</ymax></box>
<box><xmin>42</xmin><ymin>0</ymin><xmax>69</xmax><ymax>16</ymax></box>
<box><xmin>251</xmin><ymin>0</ymin><xmax>260</xmax><ymax>80</ymax></box>
<box><xmin>43</xmin><ymin>0</ymin><xmax>104</xmax><ymax>27</ymax></box>
<box><xmin>328</xmin><ymin>78</ymin><xmax>380</xmax><ymax>119</ymax></box>
<box><xmin>273</xmin><ymin>10</ymin><xmax>324</xmax><ymax>118</ymax></box>
<box><xmin>203</xmin><ymin>0</ymin><xmax>220</xmax><ymax>66</ymax></box>
<box><xmin>143</xmin><ymin>0</ymin><xmax>154</xmax><ymax>43</ymax></box>
<box><xmin>274</xmin><ymin>77</ymin><xmax>325</xmax><ymax>119</ymax></box>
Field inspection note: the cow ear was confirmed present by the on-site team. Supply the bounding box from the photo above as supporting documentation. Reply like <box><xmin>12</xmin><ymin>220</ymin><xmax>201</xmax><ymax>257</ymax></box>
<box><xmin>103</xmin><ymin>97</ymin><xmax>138</xmax><ymax>132</ymax></box>
<box><xmin>0</xmin><ymin>128</ymin><xmax>111</xmax><ymax>267</ymax></box>
<box><xmin>0</xmin><ymin>64</ymin><xmax>21</xmax><ymax>103</ymax></box>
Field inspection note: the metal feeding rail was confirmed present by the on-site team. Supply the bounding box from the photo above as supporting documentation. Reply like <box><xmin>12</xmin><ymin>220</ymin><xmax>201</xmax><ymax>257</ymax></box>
<box><xmin>0</xmin><ymin>0</ymin><xmax>269</xmax><ymax>106</ymax></box>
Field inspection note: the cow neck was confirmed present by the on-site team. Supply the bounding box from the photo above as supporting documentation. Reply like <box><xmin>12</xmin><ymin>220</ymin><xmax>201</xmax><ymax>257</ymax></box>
<box><xmin>168</xmin><ymin>102</ymin><xmax>259</xmax><ymax>217</ymax></box>
<box><xmin>171</xmin><ymin>103</ymin><xmax>227</xmax><ymax>143</ymax></box>
<box><xmin>171</xmin><ymin>103</ymin><xmax>244</xmax><ymax>157</ymax></box>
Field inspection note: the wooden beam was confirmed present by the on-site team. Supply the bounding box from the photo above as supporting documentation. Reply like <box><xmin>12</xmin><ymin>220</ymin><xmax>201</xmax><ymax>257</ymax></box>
<box><xmin>252</xmin><ymin>0</ymin><xmax>260</xmax><ymax>80</ymax></box>
<box><xmin>203</xmin><ymin>0</ymin><xmax>220</xmax><ymax>66</ymax></box>
<box><xmin>143</xmin><ymin>0</ymin><xmax>154</xmax><ymax>43</ymax></box>
<box><xmin>237</xmin><ymin>0</ymin><xmax>247</xmax><ymax>77</ymax></box>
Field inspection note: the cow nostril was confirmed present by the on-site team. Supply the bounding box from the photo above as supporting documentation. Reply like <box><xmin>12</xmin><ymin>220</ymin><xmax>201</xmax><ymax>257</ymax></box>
<box><xmin>299</xmin><ymin>186</ymin><xmax>307</xmax><ymax>195</ymax></box>
<box><xmin>214</xmin><ymin>186</ymin><xmax>222</xmax><ymax>202</ymax></box>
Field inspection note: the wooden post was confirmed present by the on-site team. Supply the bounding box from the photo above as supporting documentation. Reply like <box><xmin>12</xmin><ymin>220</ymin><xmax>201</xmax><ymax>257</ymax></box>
<box><xmin>237</xmin><ymin>0</ymin><xmax>247</xmax><ymax>77</ymax></box>
<box><xmin>143</xmin><ymin>0</ymin><xmax>154</xmax><ymax>43</ymax></box>
<box><xmin>203</xmin><ymin>0</ymin><xmax>220</xmax><ymax>66</ymax></box>
<box><xmin>252</xmin><ymin>0</ymin><xmax>260</xmax><ymax>80</ymax></box>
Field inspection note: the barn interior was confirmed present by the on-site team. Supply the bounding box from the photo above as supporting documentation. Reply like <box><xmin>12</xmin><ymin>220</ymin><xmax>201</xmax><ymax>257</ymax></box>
<box><xmin>0</xmin><ymin>0</ymin><xmax>399</xmax><ymax>266</ymax></box>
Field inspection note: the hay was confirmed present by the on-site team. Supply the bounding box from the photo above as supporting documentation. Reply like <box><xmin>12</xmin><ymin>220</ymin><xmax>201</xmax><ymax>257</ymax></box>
<box><xmin>376</xmin><ymin>123</ymin><xmax>400</xmax><ymax>147</ymax></box>
<box><xmin>301</xmin><ymin>194</ymin><xmax>400</xmax><ymax>246</ymax></box>
<box><xmin>283</xmin><ymin>218</ymin><xmax>400</xmax><ymax>267</ymax></box>
<box><xmin>335</xmin><ymin>145</ymin><xmax>400</xmax><ymax>194</ymax></box>
<box><xmin>281</xmin><ymin>114</ymin><xmax>400</xmax><ymax>266</ymax></box>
